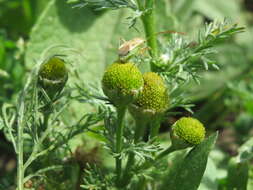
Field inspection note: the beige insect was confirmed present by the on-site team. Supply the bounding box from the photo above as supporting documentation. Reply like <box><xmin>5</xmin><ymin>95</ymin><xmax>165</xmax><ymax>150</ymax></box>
<box><xmin>118</xmin><ymin>37</ymin><xmax>145</xmax><ymax>57</ymax></box>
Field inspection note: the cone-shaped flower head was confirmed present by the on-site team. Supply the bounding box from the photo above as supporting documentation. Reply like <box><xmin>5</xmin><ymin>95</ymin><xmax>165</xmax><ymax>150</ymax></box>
<box><xmin>171</xmin><ymin>117</ymin><xmax>205</xmax><ymax>149</ymax></box>
<box><xmin>130</xmin><ymin>72</ymin><xmax>169</xmax><ymax>119</ymax></box>
<box><xmin>38</xmin><ymin>56</ymin><xmax>68</xmax><ymax>98</ymax></box>
<box><xmin>102</xmin><ymin>62</ymin><xmax>143</xmax><ymax>107</ymax></box>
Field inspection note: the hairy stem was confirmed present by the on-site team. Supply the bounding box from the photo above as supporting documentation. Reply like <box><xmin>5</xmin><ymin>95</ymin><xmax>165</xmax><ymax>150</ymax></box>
<box><xmin>115</xmin><ymin>106</ymin><xmax>127</xmax><ymax>185</ymax></box>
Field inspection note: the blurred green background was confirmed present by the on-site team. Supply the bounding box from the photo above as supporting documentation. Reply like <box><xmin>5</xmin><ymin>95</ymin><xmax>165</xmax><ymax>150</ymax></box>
<box><xmin>0</xmin><ymin>0</ymin><xmax>253</xmax><ymax>189</ymax></box>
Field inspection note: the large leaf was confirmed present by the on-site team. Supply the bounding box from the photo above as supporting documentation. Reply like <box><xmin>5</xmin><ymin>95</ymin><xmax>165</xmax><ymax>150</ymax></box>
<box><xmin>161</xmin><ymin>132</ymin><xmax>218</xmax><ymax>190</ymax></box>
<box><xmin>226</xmin><ymin>138</ymin><xmax>253</xmax><ymax>190</ymax></box>
<box><xmin>25</xmin><ymin>0</ymin><xmax>142</xmax><ymax>79</ymax></box>
<box><xmin>173</xmin><ymin>0</ymin><xmax>197</xmax><ymax>21</ymax></box>
<box><xmin>238</xmin><ymin>137</ymin><xmax>253</xmax><ymax>163</ymax></box>
<box><xmin>227</xmin><ymin>157</ymin><xmax>249</xmax><ymax>190</ymax></box>
<box><xmin>195</xmin><ymin>0</ymin><xmax>240</xmax><ymax>20</ymax></box>
<box><xmin>198</xmin><ymin>158</ymin><xmax>218</xmax><ymax>190</ymax></box>
<box><xmin>24</xmin><ymin>0</ymin><xmax>150</xmax><ymax>124</ymax></box>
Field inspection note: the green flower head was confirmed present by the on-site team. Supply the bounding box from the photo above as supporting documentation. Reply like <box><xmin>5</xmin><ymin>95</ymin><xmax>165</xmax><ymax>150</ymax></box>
<box><xmin>38</xmin><ymin>56</ymin><xmax>68</xmax><ymax>98</ymax></box>
<box><xmin>130</xmin><ymin>72</ymin><xmax>169</xmax><ymax>118</ymax></box>
<box><xmin>102</xmin><ymin>62</ymin><xmax>143</xmax><ymax>106</ymax></box>
<box><xmin>172</xmin><ymin>117</ymin><xmax>205</xmax><ymax>148</ymax></box>
<box><xmin>39</xmin><ymin>56</ymin><xmax>67</xmax><ymax>81</ymax></box>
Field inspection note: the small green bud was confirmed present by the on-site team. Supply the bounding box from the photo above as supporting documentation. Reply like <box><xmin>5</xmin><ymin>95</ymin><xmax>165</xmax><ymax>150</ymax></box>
<box><xmin>130</xmin><ymin>72</ymin><xmax>169</xmax><ymax>119</ymax></box>
<box><xmin>38</xmin><ymin>56</ymin><xmax>68</xmax><ymax>98</ymax></box>
<box><xmin>102</xmin><ymin>62</ymin><xmax>143</xmax><ymax>107</ymax></box>
<box><xmin>171</xmin><ymin>117</ymin><xmax>205</xmax><ymax>149</ymax></box>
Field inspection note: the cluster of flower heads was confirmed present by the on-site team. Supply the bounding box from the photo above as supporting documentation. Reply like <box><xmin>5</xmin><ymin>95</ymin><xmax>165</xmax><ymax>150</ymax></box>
<box><xmin>38</xmin><ymin>57</ymin><xmax>206</xmax><ymax>147</ymax></box>
<box><xmin>102</xmin><ymin>62</ymin><xmax>168</xmax><ymax>115</ymax></box>
<box><xmin>102</xmin><ymin>62</ymin><xmax>206</xmax><ymax>147</ymax></box>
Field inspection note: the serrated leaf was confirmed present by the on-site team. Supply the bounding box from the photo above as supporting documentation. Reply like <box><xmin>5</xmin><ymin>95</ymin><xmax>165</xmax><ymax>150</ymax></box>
<box><xmin>161</xmin><ymin>132</ymin><xmax>218</xmax><ymax>190</ymax></box>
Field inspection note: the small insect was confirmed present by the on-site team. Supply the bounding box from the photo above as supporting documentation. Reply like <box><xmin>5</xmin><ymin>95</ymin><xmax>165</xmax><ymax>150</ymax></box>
<box><xmin>118</xmin><ymin>37</ymin><xmax>145</xmax><ymax>57</ymax></box>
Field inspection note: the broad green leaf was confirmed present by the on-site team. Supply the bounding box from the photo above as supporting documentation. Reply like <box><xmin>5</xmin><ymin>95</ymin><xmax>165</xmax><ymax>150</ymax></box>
<box><xmin>247</xmin><ymin>166</ymin><xmax>253</xmax><ymax>190</ymax></box>
<box><xmin>25</xmin><ymin>0</ymin><xmax>148</xmax><ymax>124</ymax></box>
<box><xmin>25</xmin><ymin>0</ymin><xmax>142</xmax><ymax>79</ymax></box>
<box><xmin>155</xmin><ymin>0</ymin><xmax>176</xmax><ymax>31</ymax></box>
<box><xmin>238</xmin><ymin>137</ymin><xmax>253</xmax><ymax>163</ymax></box>
<box><xmin>227</xmin><ymin>157</ymin><xmax>249</xmax><ymax>190</ymax></box>
<box><xmin>198</xmin><ymin>158</ymin><xmax>218</xmax><ymax>190</ymax></box>
<box><xmin>195</xmin><ymin>0</ymin><xmax>240</xmax><ymax>20</ymax></box>
<box><xmin>187</xmin><ymin>56</ymin><xmax>249</xmax><ymax>102</ymax></box>
<box><xmin>174</xmin><ymin>0</ymin><xmax>197</xmax><ymax>21</ymax></box>
<box><xmin>161</xmin><ymin>132</ymin><xmax>218</xmax><ymax>190</ymax></box>
<box><xmin>226</xmin><ymin>138</ymin><xmax>253</xmax><ymax>190</ymax></box>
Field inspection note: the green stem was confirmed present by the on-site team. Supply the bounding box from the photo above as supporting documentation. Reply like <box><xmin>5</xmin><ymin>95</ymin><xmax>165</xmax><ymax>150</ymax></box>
<box><xmin>17</xmin><ymin>96</ymin><xmax>25</xmax><ymax>190</ymax></box>
<box><xmin>156</xmin><ymin>145</ymin><xmax>175</xmax><ymax>160</ymax></box>
<box><xmin>24</xmin><ymin>112</ymin><xmax>51</xmax><ymax>170</ymax></box>
<box><xmin>115</xmin><ymin>106</ymin><xmax>127</xmax><ymax>185</ymax></box>
<box><xmin>42</xmin><ymin>112</ymin><xmax>50</xmax><ymax>131</ymax></box>
<box><xmin>135</xmin><ymin>176</ymin><xmax>146</xmax><ymax>190</ymax></box>
<box><xmin>120</xmin><ymin>119</ymin><xmax>147</xmax><ymax>187</ymax></box>
<box><xmin>149</xmin><ymin>118</ymin><xmax>161</xmax><ymax>139</ymax></box>
<box><xmin>142</xmin><ymin>12</ymin><xmax>158</xmax><ymax>58</ymax></box>
<box><xmin>137</xmin><ymin>0</ymin><xmax>158</xmax><ymax>69</ymax></box>
<box><xmin>138</xmin><ymin>145</ymin><xmax>175</xmax><ymax>170</ymax></box>
<box><xmin>17</xmin><ymin>126</ymin><xmax>24</xmax><ymax>190</ymax></box>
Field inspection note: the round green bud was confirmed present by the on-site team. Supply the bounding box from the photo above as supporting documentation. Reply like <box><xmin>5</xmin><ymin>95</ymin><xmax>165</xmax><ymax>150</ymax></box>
<box><xmin>102</xmin><ymin>62</ymin><xmax>143</xmax><ymax>107</ymax></box>
<box><xmin>130</xmin><ymin>72</ymin><xmax>169</xmax><ymax>118</ymax></box>
<box><xmin>171</xmin><ymin>117</ymin><xmax>205</xmax><ymax>149</ymax></box>
<box><xmin>38</xmin><ymin>56</ymin><xmax>68</xmax><ymax>98</ymax></box>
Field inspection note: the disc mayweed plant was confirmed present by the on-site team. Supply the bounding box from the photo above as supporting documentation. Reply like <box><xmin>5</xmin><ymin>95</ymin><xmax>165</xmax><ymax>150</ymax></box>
<box><xmin>0</xmin><ymin>1</ymin><xmax>245</xmax><ymax>190</ymax></box>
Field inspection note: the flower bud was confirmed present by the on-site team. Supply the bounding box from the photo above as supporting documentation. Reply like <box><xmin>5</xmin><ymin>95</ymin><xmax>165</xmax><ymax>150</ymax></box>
<box><xmin>129</xmin><ymin>72</ymin><xmax>169</xmax><ymax>119</ymax></box>
<box><xmin>171</xmin><ymin>117</ymin><xmax>205</xmax><ymax>149</ymax></box>
<box><xmin>38</xmin><ymin>56</ymin><xmax>68</xmax><ymax>98</ymax></box>
<box><xmin>102</xmin><ymin>62</ymin><xmax>143</xmax><ymax>107</ymax></box>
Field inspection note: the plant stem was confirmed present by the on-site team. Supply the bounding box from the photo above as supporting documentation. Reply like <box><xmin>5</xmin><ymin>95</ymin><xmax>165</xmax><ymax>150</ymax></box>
<box><xmin>137</xmin><ymin>0</ymin><xmax>158</xmax><ymax>69</ymax></box>
<box><xmin>120</xmin><ymin>119</ymin><xmax>147</xmax><ymax>187</ymax></box>
<box><xmin>17</xmin><ymin>95</ymin><xmax>25</xmax><ymax>190</ymax></box>
<box><xmin>156</xmin><ymin>145</ymin><xmax>175</xmax><ymax>160</ymax></box>
<box><xmin>149</xmin><ymin>118</ymin><xmax>161</xmax><ymax>139</ymax></box>
<box><xmin>24</xmin><ymin>112</ymin><xmax>51</xmax><ymax>170</ymax></box>
<box><xmin>142</xmin><ymin>12</ymin><xmax>158</xmax><ymax>58</ymax></box>
<box><xmin>138</xmin><ymin>145</ymin><xmax>175</xmax><ymax>170</ymax></box>
<box><xmin>17</xmin><ymin>126</ymin><xmax>24</xmax><ymax>190</ymax></box>
<box><xmin>135</xmin><ymin>176</ymin><xmax>146</xmax><ymax>190</ymax></box>
<box><xmin>115</xmin><ymin>106</ymin><xmax>127</xmax><ymax>185</ymax></box>
<box><xmin>42</xmin><ymin>112</ymin><xmax>50</xmax><ymax>131</ymax></box>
